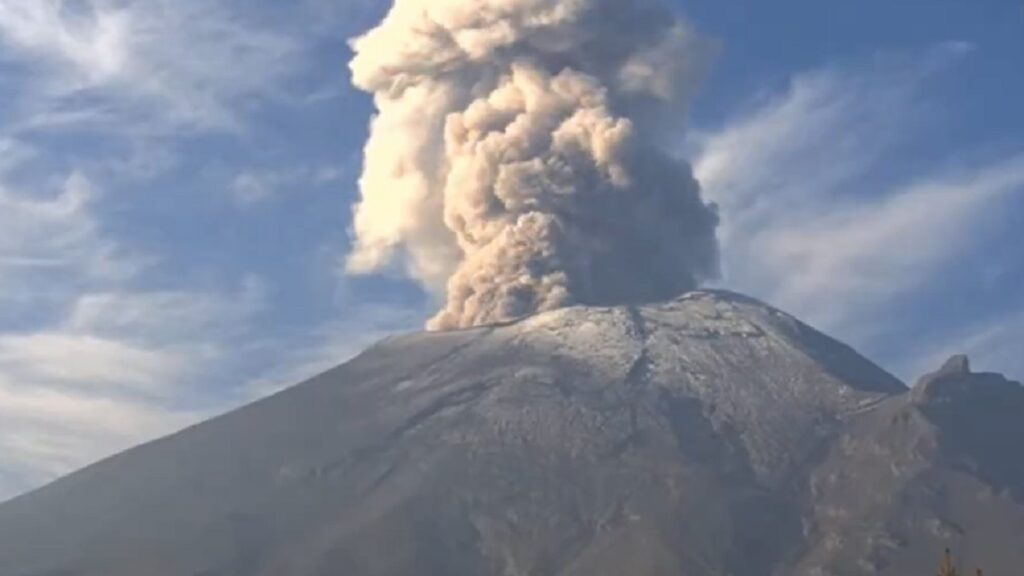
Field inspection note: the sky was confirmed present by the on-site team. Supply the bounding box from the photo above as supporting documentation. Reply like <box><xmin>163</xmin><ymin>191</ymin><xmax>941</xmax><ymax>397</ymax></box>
<box><xmin>0</xmin><ymin>0</ymin><xmax>1021</xmax><ymax>500</ymax></box>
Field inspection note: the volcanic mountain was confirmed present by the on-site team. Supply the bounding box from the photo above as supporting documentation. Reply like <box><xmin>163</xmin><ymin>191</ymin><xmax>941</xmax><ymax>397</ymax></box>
<box><xmin>0</xmin><ymin>291</ymin><xmax>1021</xmax><ymax>575</ymax></box>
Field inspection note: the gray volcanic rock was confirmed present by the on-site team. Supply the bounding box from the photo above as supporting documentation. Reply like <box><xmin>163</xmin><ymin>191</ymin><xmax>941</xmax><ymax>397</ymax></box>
<box><xmin>0</xmin><ymin>291</ymin><xmax>1020</xmax><ymax>575</ymax></box>
<box><xmin>795</xmin><ymin>355</ymin><xmax>1024</xmax><ymax>575</ymax></box>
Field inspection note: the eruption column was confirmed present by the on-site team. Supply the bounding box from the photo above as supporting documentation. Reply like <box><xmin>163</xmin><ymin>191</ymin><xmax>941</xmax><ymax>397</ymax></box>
<box><xmin>347</xmin><ymin>0</ymin><xmax>720</xmax><ymax>330</ymax></box>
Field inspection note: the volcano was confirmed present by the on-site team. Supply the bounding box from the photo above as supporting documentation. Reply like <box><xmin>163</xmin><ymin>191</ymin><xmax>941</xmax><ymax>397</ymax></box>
<box><xmin>1</xmin><ymin>291</ymin><xmax>1022</xmax><ymax>575</ymax></box>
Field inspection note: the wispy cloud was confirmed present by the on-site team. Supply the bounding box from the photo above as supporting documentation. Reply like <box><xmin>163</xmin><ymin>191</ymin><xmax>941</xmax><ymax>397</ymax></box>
<box><xmin>67</xmin><ymin>280</ymin><xmax>266</xmax><ymax>341</ymax></box>
<box><xmin>0</xmin><ymin>145</ymin><xmax>415</xmax><ymax>501</ymax></box>
<box><xmin>902</xmin><ymin>309</ymin><xmax>1024</xmax><ymax>384</ymax></box>
<box><xmin>239</xmin><ymin>301</ymin><xmax>428</xmax><ymax>401</ymax></box>
<box><xmin>0</xmin><ymin>149</ymin><xmax>263</xmax><ymax>499</ymax></box>
<box><xmin>0</xmin><ymin>0</ymin><xmax>397</xmax><ymax>501</ymax></box>
<box><xmin>0</xmin><ymin>0</ymin><xmax>400</xmax><ymax>501</ymax></box>
<box><xmin>0</xmin><ymin>280</ymin><xmax>270</xmax><ymax>500</ymax></box>
<box><xmin>0</xmin><ymin>1</ymin><xmax>130</xmax><ymax>83</ymax></box>
<box><xmin>693</xmin><ymin>47</ymin><xmax>1024</xmax><ymax>363</ymax></box>
<box><xmin>228</xmin><ymin>165</ymin><xmax>346</xmax><ymax>206</ymax></box>
<box><xmin>0</xmin><ymin>379</ymin><xmax>199</xmax><ymax>493</ymax></box>
<box><xmin>0</xmin><ymin>333</ymin><xmax>187</xmax><ymax>396</ymax></box>
<box><xmin>0</xmin><ymin>162</ymin><xmax>145</xmax><ymax>308</ymax></box>
<box><xmin>0</xmin><ymin>0</ymin><xmax>306</xmax><ymax>135</ymax></box>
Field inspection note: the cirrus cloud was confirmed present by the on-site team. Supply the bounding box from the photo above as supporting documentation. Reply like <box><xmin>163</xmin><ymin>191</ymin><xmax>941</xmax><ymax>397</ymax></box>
<box><xmin>693</xmin><ymin>46</ymin><xmax>1024</xmax><ymax>378</ymax></box>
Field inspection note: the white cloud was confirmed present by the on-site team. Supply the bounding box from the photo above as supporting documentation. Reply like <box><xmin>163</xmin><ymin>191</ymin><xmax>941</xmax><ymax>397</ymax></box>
<box><xmin>693</xmin><ymin>50</ymin><xmax>1024</xmax><ymax>341</ymax></box>
<box><xmin>227</xmin><ymin>164</ymin><xmax>351</xmax><ymax>206</ymax></box>
<box><xmin>0</xmin><ymin>141</ymin><xmax>404</xmax><ymax>501</ymax></box>
<box><xmin>902</xmin><ymin>311</ymin><xmax>1024</xmax><ymax>384</ymax></box>
<box><xmin>0</xmin><ymin>333</ymin><xmax>186</xmax><ymax>395</ymax></box>
<box><xmin>0</xmin><ymin>138</ymin><xmax>37</xmax><ymax>173</ymax></box>
<box><xmin>0</xmin><ymin>153</ymin><xmax>267</xmax><ymax>500</ymax></box>
<box><xmin>0</xmin><ymin>0</ymin><xmax>390</xmax><ymax>502</ymax></box>
<box><xmin>0</xmin><ymin>170</ymin><xmax>96</xmax><ymax>257</ymax></box>
<box><xmin>0</xmin><ymin>281</ymin><xmax>268</xmax><ymax>501</ymax></box>
<box><xmin>0</xmin><ymin>0</ymin><xmax>305</xmax><ymax>134</ymax></box>
<box><xmin>746</xmin><ymin>158</ymin><xmax>1024</xmax><ymax>326</ymax></box>
<box><xmin>238</xmin><ymin>301</ymin><xmax>427</xmax><ymax>401</ymax></box>
<box><xmin>67</xmin><ymin>278</ymin><xmax>267</xmax><ymax>341</ymax></box>
<box><xmin>229</xmin><ymin>172</ymin><xmax>277</xmax><ymax>205</ymax></box>
<box><xmin>0</xmin><ymin>376</ymin><xmax>199</xmax><ymax>494</ymax></box>
<box><xmin>0</xmin><ymin>1</ymin><xmax>130</xmax><ymax>83</ymax></box>
<box><xmin>0</xmin><ymin>165</ymin><xmax>146</xmax><ymax>307</ymax></box>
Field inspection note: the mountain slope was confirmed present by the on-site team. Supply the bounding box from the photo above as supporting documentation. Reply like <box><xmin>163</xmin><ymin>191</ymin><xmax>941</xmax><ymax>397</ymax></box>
<box><xmin>795</xmin><ymin>356</ymin><xmax>1024</xmax><ymax>575</ymax></box>
<box><xmin>0</xmin><ymin>291</ymin><xmax>1020</xmax><ymax>575</ymax></box>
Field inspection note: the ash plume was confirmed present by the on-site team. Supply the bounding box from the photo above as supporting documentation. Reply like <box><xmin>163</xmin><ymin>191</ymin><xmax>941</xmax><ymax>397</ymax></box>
<box><xmin>346</xmin><ymin>0</ymin><xmax>720</xmax><ymax>330</ymax></box>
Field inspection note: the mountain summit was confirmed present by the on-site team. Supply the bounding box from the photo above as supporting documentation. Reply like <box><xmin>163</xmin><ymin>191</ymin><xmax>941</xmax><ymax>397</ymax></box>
<box><xmin>1</xmin><ymin>291</ymin><xmax>1021</xmax><ymax>575</ymax></box>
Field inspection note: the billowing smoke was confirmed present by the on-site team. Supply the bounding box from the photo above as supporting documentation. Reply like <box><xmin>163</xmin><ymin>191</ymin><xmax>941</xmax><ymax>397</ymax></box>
<box><xmin>346</xmin><ymin>0</ymin><xmax>720</xmax><ymax>330</ymax></box>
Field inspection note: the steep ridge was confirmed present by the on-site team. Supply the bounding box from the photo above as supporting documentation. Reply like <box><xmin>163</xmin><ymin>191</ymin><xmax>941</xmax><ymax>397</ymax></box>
<box><xmin>794</xmin><ymin>356</ymin><xmax>1024</xmax><ymax>575</ymax></box>
<box><xmin>0</xmin><ymin>291</ymin><xmax>1019</xmax><ymax>575</ymax></box>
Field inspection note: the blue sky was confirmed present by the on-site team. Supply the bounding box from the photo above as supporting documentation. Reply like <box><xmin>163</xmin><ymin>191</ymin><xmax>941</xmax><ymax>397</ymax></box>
<box><xmin>0</xmin><ymin>0</ymin><xmax>1021</xmax><ymax>499</ymax></box>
